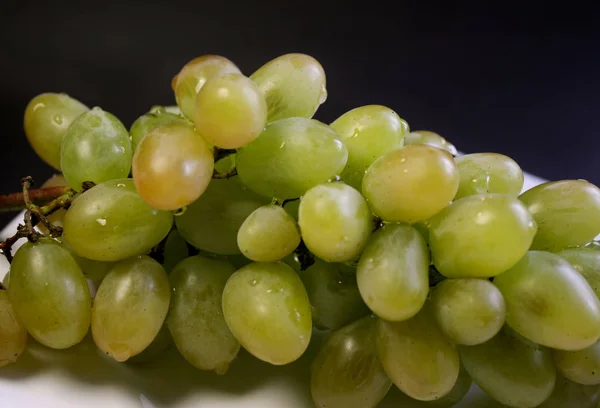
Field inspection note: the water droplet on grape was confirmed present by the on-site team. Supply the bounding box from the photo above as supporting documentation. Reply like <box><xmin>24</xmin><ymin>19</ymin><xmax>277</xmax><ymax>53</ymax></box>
<box><xmin>96</xmin><ymin>218</ymin><xmax>107</xmax><ymax>226</ymax></box>
<box><xmin>53</xmin><ymin>115</ymin><xmax>63</xmax><ymax>125</ymax></box>
<box><xmin>250</xmin><ymin>279</ymin><xmax>258</xmax><ymax>286</ymax></box>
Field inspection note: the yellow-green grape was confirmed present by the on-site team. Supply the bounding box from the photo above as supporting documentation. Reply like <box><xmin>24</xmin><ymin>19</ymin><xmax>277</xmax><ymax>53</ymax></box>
<box><xmin>0</xmin><ymin>290</ymin><xmax>27</xmax><ymax>367</ymax></box>
<box><xmin>132</xmin><ymin>121</ymin><xmax>214</xmax><ymax>211</ymax></box>
<box><xmin>357</xmin><ymin>224</ymin><xmax>429</xmax><ymax>322</ymax></box>
<box><xmin>167</xmin><ymin>256</ymin><xmax>240</xmax><ymax>374</ymax></box>
<box><xmin>237</xmin><ymin>204</ymin><xmax>300</xmax><ymax>262</ymax></box>
<box><xmin>519</xmin><ymin>180</ymin><xmax>600</xmax><ymax>252</ymax></box>
<box><xmin>299</xmin><ymin>182</ymin><xmax>372</xmax><ymax>263</ymax></box>
<box><xmin>171</xmin><ymin>55</ymin><xmax>241</xmax><ymax>120</ymax></box>
<box><xmin>494</xmin><ymin>251</ymin><xmax>600</xmax><ymax>351</ymax></box>
<box><xmin>127</xmin><ymin>323</ymin><xmax>173</xmax><ymax>365</ymax></box>
<box><xmin>194</xmin><ymin>73</ymin><xmax>267</xmax><ymax>149</ymax></box>
<box><xmin>377</xmin><ymin>306</ymin><xmax>460</xmax><ymax>401</ymax></box>
<box><xmin>175</xmin><ymin>177</ymin><xmax>270</xmax><ymax>255</ymax></box>
<box><xmin>423</xmin><ymin>365</ymin><xmax>473</xmax><ymax>407</ymax></box>
<box><xmin>250</xmin><ymin>53</ymin><xmax>327</xmax><ymax>122</ymax></box>
<box><xmin>63</xmin><ymin>241</ymin><xmax>115</xmax><ymax>282</ymax></box>
<box><xmin>24</xmin><ymin>92</ymin><xmax>89</xmax><ymax>169</ymax></box>
<box><xmin>129</xmin><ymin>106</ymin><xmax>184</xmax><ymax>152</ymax></box>
<box><xmin>92</xmin><ymin>256</ymin><xmax>170</xmax><ymax>362</ymax></box>
<box><xmin>60</xmin><ymin>107</ymin><xmax>132</xmax><ymax>191</ymax></box>
<box><xmin>310</xmin><ymin>316</ymin><xmax>391</xmax><ymax>408</ymax></box>
<box><xmin>362</xmin><ymin>144</ymin><xmax>459</xmax><ymax>223</ymax></box>
<box><xmin>63</xmin><ymin>179</ymin><xmax>173</xmax><ymax>261</ymax></box>
<box><xmin>430</xmin><ymin>279</ymin><xmax>506</xmax><ymax>345</ymax></box>
<box><xmin>413</xmin><ymin>222</ymin><xmax>430</xmax><ymax>246</ymax></box>
<box><xmin>554</xmin><ymin>339</ymin><xmax>600</xmax><ymax>385</ymax></box>
<box><xmin>162</xmin><ymin>230</ymin><xmax>189</xmax><ymax>273</ymax></box>
<box><xmin>330</xmin><ymin>105</ymin><xmax>408</xmax><ymax>190</ymax></box>
<box><xmin>237</xmin><ymin>117</ymin><xmax>348</xmax><ymax>199</ymax></box>
<box><xmin>37</xmin><ymin>174</ymin><xmax>70</xmax><ymax>235</ymax></box>
<box><xmin>222</xmin><ymin>262</ymin><xmax>312</xmax><ymax>365</ymax></box>
<box><xmin>459</xmin><ymin>327</ymin><xmax>556</xmax><ymax>408</ymax></box>
<box><xmin>538</xmin><ymin>375</ymin><xmax>600</xmax><ymax>408</ymax></box>
<box><xmin>559</xmin><ymin>247</ymin><xmax>600</xmax><ymax>298</ymax></box>
<box><xmin>429</xmin><ymin>194</ymin><xmax>537</xmax><ymax>278</ymax></box>
<box><xmin>164</xmin><ymin>105</ymin><xmax>183</xmax><ymax>115</ymax></box>
<box><xmin>454</xmin><ymin>153</ymin><xmax>524</xmax><ymax>199</ymax></box>
<box><xmin>2</xmin><ymin>272</ymin><xmax>9</xmax><ymax>289</ymax></box>
<box><xmin>404</xmin><ymin>130</ymin><xmax>458</xmax><ymax>156</ymax></box>
<box><xmin>9</xmin><ymin>239</ymin><xmax>91</xmax><ymax>349</ymax></box>
<box><xmin>299</xmin><ymin>260</ymin><xmax>370</xmax><ymax>330</ymax></box>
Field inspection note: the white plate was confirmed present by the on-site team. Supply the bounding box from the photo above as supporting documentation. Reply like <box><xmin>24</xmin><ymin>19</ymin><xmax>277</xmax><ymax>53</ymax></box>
<box><xmin>0</xmin><ymin>172</ymin><xmax>548</xmax><ymax>408</ymax></box>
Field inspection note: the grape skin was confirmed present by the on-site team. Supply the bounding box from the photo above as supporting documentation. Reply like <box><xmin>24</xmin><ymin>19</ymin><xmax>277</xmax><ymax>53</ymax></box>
<box><xmin>0</xmin><ymin>290</ymin><xmax>27</xmax><ymax>367</ymax></box>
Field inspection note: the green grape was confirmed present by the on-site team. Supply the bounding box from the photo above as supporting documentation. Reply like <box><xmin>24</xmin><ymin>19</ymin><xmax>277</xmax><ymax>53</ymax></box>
<box><xmin>357</xmin><ymin>224</ymin><xmax>429</xmax><ymax>322</ymax></box>
<box><xmin>250</xmin><ymin>53</ymin><xmax>327</xmax><ymax>122</ymax></box>
<box><xmin>167</xmin><ymin>255</ymin><xmax>240</xmax><ymax>374</ymax></box>
<box><xmin>377</xmin><ymin>306</ymin><xmax>460</xmax><ymax>401</ymax></box>
<box><xmin>24</xmin><ymin>92</ymin><xmax>89</xmax><ymax>169</ymax></box>
<box><xmin>63</xmin><ymin>241</ymin><xmax>115</xmax><ymax>282</ymax></box>
<box><xmin>127</xmin><ymin>323</ymin><xmax>173</xmax><ymax>365</ymax></box>
<box><xmin>554</xmin><ymin>339</ymin><xmax>600</xmax><ymax>385</ymax></box>
<box><xmin>63</xmin><ymin>179</ymin><xmax>173</xmax><ymax>261</ymax></box>
<box><xmin>237</xmin><ymin>204</ymin><xmax>300</xmax><ymax>262</ymax></box>
<box><xmin>2</xmin><ymin>271</ymin><xmax>9</xmax><ymax>289</ymax></box>
<box><xmin>92</xmin><ymin>255</ymin><xmax>170</xmax><ymax>362</ymax></box>
<box><xmin>9</xmin><ymin>239</ymin><xmax>91</xmax><ymax>349</ymax></box>
<box><xmin>413</xmin><ymin>222</ymin><xmax>430</xmax><ymax>246</ymax></box>
<box><xmin>423</xmin><ymin>365</ymin><xmax>472</xmax><ymax>407</ymax></box>
<box><xmin>283</xmin><ymin>199</ymin><xmax>300</xmax><ymax>220</ymax></box>
<box><xmin>429</xmin><ymin>194</ymin><xmax>537</xmax><ymax>278</ymax></box>
<box><xmin>494</xmin><ymin>251</ymin><xmax>600</xmax><ymax>351</ymax></box>
<box><xmin>194</xmin><ymin>73</ymin><xmax>267</xmax><ymax>149</ymax></box>
<box><xmin>175</xmin><ymin>177</ymin><xmax>270</xmax><ymax>255</ymax></box>
<box><xmin>404</xmin><ymin>130</ymin><xmax>458</xmax><ymax>156</ymax></box>
<box><xmin>459</xmin><ymin>327</ymin><xmax>556</xmax><ymax>408</ymax></box>
<box><xmin>559</xmin><ymin>247</ymin><xmax>600</xmax><ymax>298</ymax></box>
<box><xmin>311</xmin><ymin>316</ymin><xmax>391</xmax><ymax>408</ymax></box>
<box><xmin>519</xmin><ymin>180</ymin><xmax>600</xmax><ymax>252</ymax></box>
<box><xmin>329</xmin><ymin>105</ymin><xmax>409</xmax><ymax>190</ymax></box>
<box><xmin>132</xmin><ymin>121</ymin><xmax>214</xmax><ymax>210</ymax></box>
<box><xmin>0</xmin><ymin>290</ymin><xmax>27</xmax><ymax>367</ymax></box>
<box><xmin>299</xmin><ymin>182</ymin><xmax>372</xmax><ymax>263</ymax></box>
<box><xmin>362</xmin><ymin>144</ymin><xmax>459</xmax><ymax>223</ymax></box>
<box><xmin>237</xmin><ymin>117</ymin><xmax>348</xmax><ymax>199</ymax></box>
<box><xmin>222</xmin><ymin>262</ymin><xmax>312</xmax><ymax>365</ymax></box>
<box><xmin>299</xmin><ymin>260</ymin><xmax>370</xmax><ymax>330</ymax></box>
<box><xmin>538</xmin><ymin>375</ymin><xmax>600</xmax><ymax>408</ymax></box>
<box><xmin>164</xmin><ymin>105</ymin><xmax>183</xmax><ymax>116</ymax></box>
<box><xmin>430</xmin><ymin>279</ymin><xmax>506</xmax><ymax>345</ymax></box>
<box><xmin>282</xmin><ymin>252</ymin><xmax>302</xmax><ymax>272</ymax></box>
<box><xmin>60</xmin><ymin>107</ymin><xmax>132</xmax><ymax>191</ymax></box>
<box><xmin>129</xmin><ymin>106</ymin><xmax>184</xmax><ymax>152</ymax></box>
<box><xmin>454</xmin><ymin>153</ymin><xmax>524</xmax><ymax>199</ymax></box>
<box><xmin>162</xmin><ymin>230</ymin><xmax>189</xmax><ymax>273</ymax></box>
<box><xmin>171</xmin><ymin>55</ymin><xmax>241</xmax><ymax>120</ymax></box>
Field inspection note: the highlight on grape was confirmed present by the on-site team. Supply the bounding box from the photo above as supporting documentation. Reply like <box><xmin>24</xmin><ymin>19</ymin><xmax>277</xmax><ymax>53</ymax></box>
<box><xmin>2</xmin><ymin>52</ymin><xmax>600</xmax><ymax>407</ymax></box>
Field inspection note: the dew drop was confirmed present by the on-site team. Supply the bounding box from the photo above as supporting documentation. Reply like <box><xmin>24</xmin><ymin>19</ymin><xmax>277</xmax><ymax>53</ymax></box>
<box><xmin>96</xmin><ymin>218</ymin><xmax>107</xmax><ymax>226</ymax></box>
<box><xmin>116</xmin><ymin>183</ymin><xmax>126</xmax><ymax>187</ymax></box>
<box><xmin>53</xmin><ymin>115</ymin><xmax>63</xmax><ymax>125</ymax></box>
<box><xmin>250</xmin><ymin>279</ymin><xmax>258</xmax><ymax>286</ymax></box>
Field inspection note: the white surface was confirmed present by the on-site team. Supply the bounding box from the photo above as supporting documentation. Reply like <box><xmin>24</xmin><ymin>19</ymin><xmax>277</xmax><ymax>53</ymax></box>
<box><xmin>0</xmin><ymin>172</ymin><xmax>547</xmax><ymax>408</ymax></box>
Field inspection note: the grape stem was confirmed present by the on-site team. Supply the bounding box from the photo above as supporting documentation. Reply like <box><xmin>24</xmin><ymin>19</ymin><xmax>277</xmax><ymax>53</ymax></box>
<box><xmin>0</xmin><ymin>185</ymin><xmax>72</xmax><ymax>212</ymax></box>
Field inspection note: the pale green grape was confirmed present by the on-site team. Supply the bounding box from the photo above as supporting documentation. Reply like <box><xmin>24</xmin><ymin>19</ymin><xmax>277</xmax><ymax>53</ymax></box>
<box><xmin>171</xmin><ymin>55</ymin><xmax>241</xmax><ymax>120</ymax></box>
<box><xmin>129</xmin><ymin>106</ymin><xmax>184</xmax><ymax>152</ymax></box>
<box><xmin>560</xmin><ymin>247</ymin><xmax>600</xmax><ymax>298</ymax></box>
<box><xmin>0</xmin><ymin>290</ymin><xmax>27</xmax><ymax>367</ymax></box>
<box><xmin>2</xmin><ymin>271</ymin><xmax>9</xmax><ymax>289</ymax></box>
<box><xmin>459</xmin><ymin>327</ymin><xmax>556</xmax><ymax>408</ymax></box>
<box><xmin>362</xmin><ymin>144</ymin><xmax>459</xmax><ymax>223</ymax></box>
<box><xmin>127</xmin><ymin>323</ymin><xmax>173</xmax><ymax>365</ymax></box>
<box><xmin>404</xmin><ymin>130</ymin><xmax>458</xmax><ymax>156</ymax></box>
<box><xmin>330</xmin><ymin>105</ymin><xmax>408</xmax><ymax>190</ymax></box>
<box><xmin>61</xmin><ymin>107</ymin><xmax>132</xmax><ymax>191</ymax></box>
<box><xmin>430</xmin><ymin>279</ymin><xmax>505</xmax><ymax>345</ymax></box>
<box><xmin>429</xmin><ymin>194</ymin><xmax>537</xmax><ymax>278</ymax></box>
<box><xmin>92</xmin><ymin>255</ymin><xmax>170</xmax><ymax>362</ymax></box>
<box><xmin>63</xmin><ymin>179</ymin><xmax>173</xmax><ymax>261</ymax></box>
<box><xmin>424</xmin><ymin>365</ymin><xmax>472</xmax><ymax>407</ymax></box>
<box><xmin>299</xmin><ymin>182</ymin><xmax>372</xmax><ymax>262</ymax></box>
<box><xmin>554</xmin><ymin>339</ymin><xmax>600</xmax><ymax>385</ymax></box>
<box><xmin>24</xmin><ymin>92</ymin><xmax>89</xmax><ymax>169</ymax></box>
<box><xmin>237</xmin><ymin>204</ymin><xmax>300</xmax><ymax>262</ymax></box>
<box><xmin>377</xmin><ymin>306</ymin><xmax>460</xmax><ymax>401</ymax></box>
<box><xmin>164</xmin><ymin>105</ymin><xmax>183</xmax><ymax>116</ymax></box>
<box><xmin>250</xmin><ymin>53</ymin><xmax>327</xmax><ymax>122</ymax></box>
<box><xmin>454</xmin><ymin>153</ymin><xmax>524</xmax><ymax>199</ymax></box>
<box><xmin>175</xmin><ymin>177</ymin><xmax>270</xmax><ymax>255</ymax></box>
<box><xmin>494</xmin><ymin>251</ymin><xmax>600</xmax><ymax>350</ymax></box>
<box><xmin>194</xmin><ymin>73</ymin><xmax>267</xmax><ymax>149</ymax></box>
<box><xmin>167</xmin><ymin>255</ymin><xmax>240</xmax><ymax>374</ymax></box>
<box><xmin>299</xmin><ymin>260</ymin><xmax>370</xmax><ymax>330</ymax></box>
<box><xmin>132</xmin><ymin>121</ymin><xmax>214</xmax><ymax>210</ymax></box>
<box><xmin>357</xmin><ymin>224</ymin><xmax>429</xmax><ymax>322</ymax></box>
<box><xmin>63</xmin><ymin>241</ymin><xmax>115</xmax><ymax>282</ymax></box>
<box><xmin>237</xmin><ymin>117</ymin><xmax>348</xmax><ymax>199</ymax></box>
<box><xmin>222</xmin><ymin>262</ymin><xmax>312</xmax><ymax>365</ymax></box>
<box><xmin>283</xmin><ymin>199</ymin><xmax>300</xmax><ymax>220</ymax></box>
<box><xmin>538</xmin><ymin>376</ymin><xmax>600</xmax><ymax>408</ymax></box>
<box><xmin>311</xmin><ymin>316</ymin><xmax>391</xmax><ymax>408</ymax></box>
<box><xmin>9</xmin><ymin>239</ymin><xmax>91</xmax><ymax>349</ymax></box>
<box><xmin>162</xmin><ymin>230</ymin><xmax>189</xmax><ymax>273</ymax></box>
<box><xmin>519</xmin><ymin>180</ymin><xmax>600</xmax><ymax>252</ymax></box>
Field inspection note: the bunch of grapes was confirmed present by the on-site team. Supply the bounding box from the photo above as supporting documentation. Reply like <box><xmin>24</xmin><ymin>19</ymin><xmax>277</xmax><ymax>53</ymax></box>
<box><xmin>2</xmin><ymin>52</ymin><xmax>600</xmax><ymax>408</ymax></box>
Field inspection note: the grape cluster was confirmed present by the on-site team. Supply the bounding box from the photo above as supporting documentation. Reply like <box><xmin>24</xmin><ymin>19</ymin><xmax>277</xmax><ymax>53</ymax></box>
<box><xmin>2</xmin><ymin>52</ymin><xmax>600</xmax><ymax>408</ymax></box>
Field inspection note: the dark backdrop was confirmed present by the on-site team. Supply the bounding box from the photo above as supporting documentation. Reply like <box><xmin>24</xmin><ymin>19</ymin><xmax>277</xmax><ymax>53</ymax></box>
<box><xmin>1</xmin><ymin>1</ymin><xmax>600</xmax><ymax>225</ymax></box>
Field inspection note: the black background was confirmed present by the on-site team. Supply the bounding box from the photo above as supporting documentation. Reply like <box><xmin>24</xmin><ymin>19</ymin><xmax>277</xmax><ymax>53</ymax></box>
<box><xmin>1</xmin><ymin>1</ymin><xmax>600</xmax><ymax>226</ymax></box>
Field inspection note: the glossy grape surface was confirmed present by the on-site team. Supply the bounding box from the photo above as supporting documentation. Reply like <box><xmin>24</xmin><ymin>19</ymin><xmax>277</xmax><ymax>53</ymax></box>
<box><xmin>0</xmin><ymin>290</ymin><xmax>27</xmax><ymax>367</ymax></box>
<box><xmin>404</xmin><ymin>130</ymin><xmax>457</xmax><ymax>155</ymax></box>
<box><xmin>454</xmin><ymin>153</ymin><xmax>524</xmax><ymax>199</ymax></box>
<box><xmin>129</xmin><ymin>106</ymin><xmax>185</xmax><ymax>152</ymax></box>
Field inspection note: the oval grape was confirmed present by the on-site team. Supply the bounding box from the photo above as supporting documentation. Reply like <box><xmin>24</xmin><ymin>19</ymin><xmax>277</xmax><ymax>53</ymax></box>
<box><xmin>0</xmin><ymin>290</ymin><xmax>27</xmax><ymax>367</ymax></box>
<box><xmin>454</xmin><ymin>153</ymin><xmax>524</xmax><ymax>199</ymax></box>
<box><xmin>404</xmin><ymin>130</ymin><xmax>457</xmax><ymax>155</ymax></box>
<box><xmin>130</xmin><ymin>106</ymin><xmax>185</xmax><ymax>152</ymax></box>
<box><xmin>559</xmin><ymin>247</ymin><xmax>600</xmax><ymax>299</ymax></box>
<box><xmin>554</xmin><ymin>339</ymin><xmax>600</xmax><ymax>385</ymax></box>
